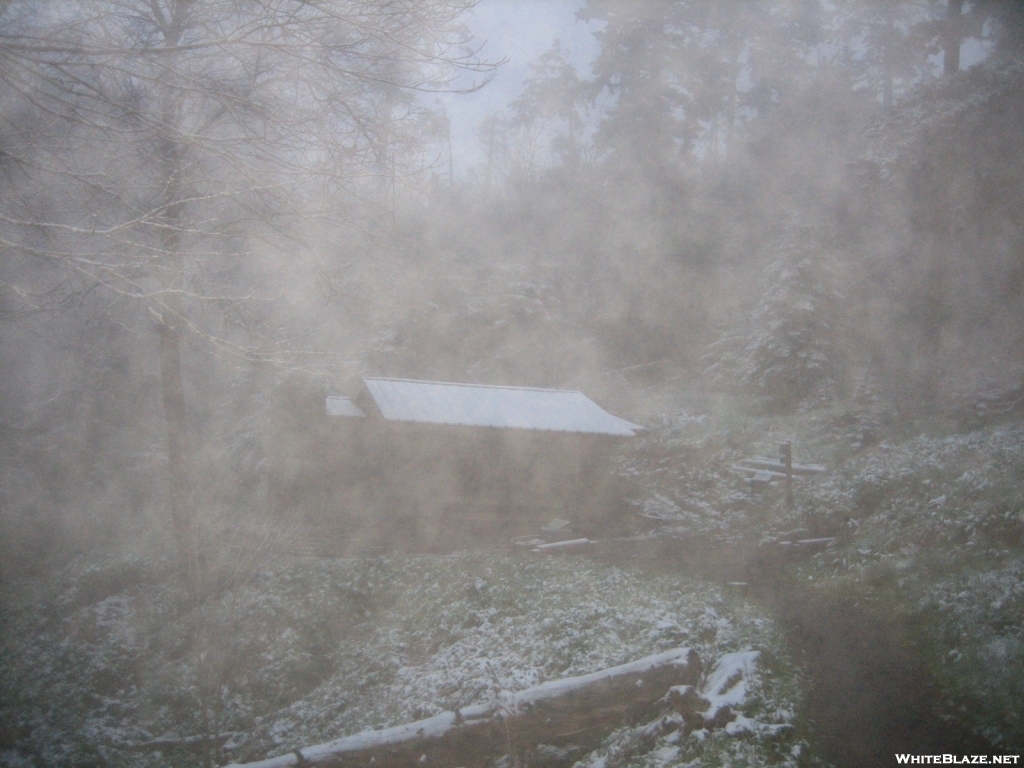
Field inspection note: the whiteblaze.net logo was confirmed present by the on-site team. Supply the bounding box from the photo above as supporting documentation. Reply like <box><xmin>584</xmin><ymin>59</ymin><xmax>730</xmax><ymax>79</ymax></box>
<box><xmin>895</xmin><ymin>757</ymin><xmax>1020</xmax><ymax>765</ymax></box>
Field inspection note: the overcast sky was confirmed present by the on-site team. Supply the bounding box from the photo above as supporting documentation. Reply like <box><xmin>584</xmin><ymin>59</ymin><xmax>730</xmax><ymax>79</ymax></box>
<box><xmin>435</xmin><ymin>0</ymin><xmax>602</xmax><ymax>177</ymax></box>
<box><xmin>434</xmin><ymin>1</ymin><xmax>992</xmax><ymax>180</ymax></box>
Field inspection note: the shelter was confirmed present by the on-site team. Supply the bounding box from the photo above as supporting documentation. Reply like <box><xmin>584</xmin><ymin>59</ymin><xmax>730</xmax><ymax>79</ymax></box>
<box><xmin>339</xmin><ymin>377</ymin><xmax>641</xmax><ymax>435</ymax></box>
<box><xmin>268</xmin><ymin>377</ymin><xmax>643</xmax><ymax>552</ymax></box>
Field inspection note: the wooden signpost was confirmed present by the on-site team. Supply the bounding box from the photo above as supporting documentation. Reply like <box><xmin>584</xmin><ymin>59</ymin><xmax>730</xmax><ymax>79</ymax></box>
<box><xmin>780</xmin><ymin>441</ymin><xmax>793</xmax><ymax>509</ymax></box>
<box><xmin>729</xmin><ymin>442</ymin><xmax>825</xmax><ymax>509</ymax></box>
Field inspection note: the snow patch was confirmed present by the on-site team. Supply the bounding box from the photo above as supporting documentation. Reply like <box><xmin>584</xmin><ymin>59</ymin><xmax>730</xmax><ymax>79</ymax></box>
<box><xmin>701</xmin><ymin>650</ymin><xmax>759</xmax><ymax>722</ymax></box>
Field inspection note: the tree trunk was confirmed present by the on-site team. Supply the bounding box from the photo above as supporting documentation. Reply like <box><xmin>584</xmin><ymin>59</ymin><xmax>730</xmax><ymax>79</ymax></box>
<box><xmin>943</xmin><ymin>0</ymin><xmax>963</xmax><ymax>76</ymax></box>
<box><xmin>157</xmin><ymin>315</ymin><xmax>200</xmax><ymax>595</ymax></box>
<box><xmin>724</xmin><ymin>35</ymin><xmax>740</xmax><ymax>161</ymax></box>
<box><xmin>152</xmin><ymin>7</ymin><xmax>201</xmax><ymax>590</ymax></box>
<box><xmin>882</xmin><ymin>6</ymin><xmax>895</xmax><ymax>110</ymax></box>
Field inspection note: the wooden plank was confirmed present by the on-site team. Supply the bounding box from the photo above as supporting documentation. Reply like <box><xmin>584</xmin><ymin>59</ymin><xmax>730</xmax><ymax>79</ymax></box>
<box><xmin>531</xmin><ymin>538</ymin><xmax>592</xmax><ymax>553</ymax></box>
<box><xmin>738</xmin><ymin>457</ymin><xmax>825</xmax><ymax>475</ymax></box>
<box><xmin>793</xmin><ymin>537</ymin><xmax>835</xmax><ymax>549</ymax></box>
<box><xmin>729</xmin><ymin>465</ymin><xmax>786</xmax><ymax>480</ymax></box>
<box><xmin>227</xmin><ymin>647</ymin><xmax>701</xmax><ymax>768</ymax></box>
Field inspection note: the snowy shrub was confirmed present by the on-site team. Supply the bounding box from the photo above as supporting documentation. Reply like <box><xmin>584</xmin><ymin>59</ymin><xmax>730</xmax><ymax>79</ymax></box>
<box><xmin>704</xmin><ymin>227</ymin><xmax>844</xmax><ymax>412</ymax></box>
<box><xmin>919</xmin><ymin>558</ymin><xmax>1024</xmax><ymax>749</ymax></box>
<box><xmin>825</xmin><ymin>371</ymin><xmax>891</xmax><ymax>452</ymax></box>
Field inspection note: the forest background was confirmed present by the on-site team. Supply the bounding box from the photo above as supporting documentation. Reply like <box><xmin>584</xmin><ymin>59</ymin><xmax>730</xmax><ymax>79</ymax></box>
<box><xmin>1</xmin><ymin>0</ymin><xmax>1023</xmax><ymax>586</ymax></box>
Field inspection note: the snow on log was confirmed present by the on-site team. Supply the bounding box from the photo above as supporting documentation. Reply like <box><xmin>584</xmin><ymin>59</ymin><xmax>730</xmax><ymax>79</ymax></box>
<box><xmin>227</xmin><ymin>647</ymin><xmax>701</xmax><ymax>768</ymax></box>
<box><xmin>695</xmin><ymin>651</ymin><xmax>793</xmax><ymax>739</ymax></box>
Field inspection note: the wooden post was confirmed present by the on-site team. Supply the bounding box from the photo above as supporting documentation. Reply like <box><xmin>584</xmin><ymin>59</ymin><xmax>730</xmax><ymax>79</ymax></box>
<box><xmin>780</xmin><ymin>441</ymin><xmax>793</xmax><ymax>509</ymax></box>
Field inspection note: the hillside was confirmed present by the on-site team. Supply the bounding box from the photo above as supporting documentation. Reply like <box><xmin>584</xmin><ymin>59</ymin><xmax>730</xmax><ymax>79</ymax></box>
<box><xmin>0</xmin><ymin>552</ymin><xmax>809</xmax><ymax>768</ymax></box>
<box><xmin>621</xmin><ymin>385</ymin><xmax>1024</xmax><ymax>756</ymax></box>
<box><xmin>3</xmin><ymin>386</ymin><xmax>1022</xmax><ymax>767</ymax></box>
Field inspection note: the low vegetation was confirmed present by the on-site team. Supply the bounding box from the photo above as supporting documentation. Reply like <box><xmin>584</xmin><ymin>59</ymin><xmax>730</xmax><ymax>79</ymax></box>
<box><xmin>798</xmin><ymin>422</ymin><xmax>1024</xmax><ymax>750</ymax></box>
<box><xmin>0</xmin><ymin>552</ymin><xmax>809</xmax><ymax>767</ymax></box>
<box><xmin>625</xmin><ymin>378</ymin><xmax>1024</xmax><ymax>754</ymax></box>
<box><xmin>4</xmin><ymin>376</ymin><xmax>1022</xmax><ymax>767</ymax></box>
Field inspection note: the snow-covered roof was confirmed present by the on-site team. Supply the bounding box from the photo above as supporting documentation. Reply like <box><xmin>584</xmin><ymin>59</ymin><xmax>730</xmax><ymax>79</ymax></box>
<box><xmin>355</xmin><ymin>377</ymin><xmax>642</xmax><ymax>436</ymax></box>
<box><xmin>325</xmin><ymin>396</ymin><xmax>366</xmax><ymax>418</ymax></box>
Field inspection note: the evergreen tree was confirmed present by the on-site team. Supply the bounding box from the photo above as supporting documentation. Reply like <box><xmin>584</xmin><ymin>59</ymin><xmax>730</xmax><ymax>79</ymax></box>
<box><xmin>704</xmin><ymin>226</ymin><xmax>844</xmax><ymax>411</ymax></box>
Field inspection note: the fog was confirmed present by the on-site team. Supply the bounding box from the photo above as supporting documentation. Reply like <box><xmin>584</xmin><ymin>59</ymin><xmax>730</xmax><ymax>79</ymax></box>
<box><xmin>2</xmin><ymin>1</ymin><xmax>1023</xmax><ymax>766</ymax></box>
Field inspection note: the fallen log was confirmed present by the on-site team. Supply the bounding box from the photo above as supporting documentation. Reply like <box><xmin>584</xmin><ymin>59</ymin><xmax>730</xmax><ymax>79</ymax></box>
<box><xmin>530</xmin><ymin>537</ymin><xmax>593</xmax><ymax>554</ymax></box>
<box><xmin>228</xmin><ymin>647</ymin><xmax>701</xmax><ymax>768</ymax></box>
<box><xmin>770</xmin><ymin>537</ymin><xmax>835</xmax><ymax>551</ymax></box>
<box><xmin>126</xmin><ymin>731</ymin><xmax>242</xmax><ymax>754</ymax></box>
<box><xmin>730</xmin><ymin>465</ymin><xmax>784</xmax><ymax>484</ymax></box>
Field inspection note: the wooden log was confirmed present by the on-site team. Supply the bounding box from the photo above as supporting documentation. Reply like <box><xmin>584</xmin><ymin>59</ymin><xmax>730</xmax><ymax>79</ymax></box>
<box><xmin>530</xmin><ymin>538</ymin><xmax>592</xmax><ymax>553</ymax></box>
<box><xmin>228</xmin><ymin>647</ymin><xmax>701</xmax><ymax>768</ymax></box>
<box><xmin>729</xmin><ymin>465</ymin><xmax>782</xmax><ymax>480</ymax></box>
<box><xmin>737</xmin><ymin>458</ymin><xmax>825</xmax><ymax>475</ymax></box>
<box><xmin>126</xmin><ymin>731</ymin><xmax>243</xmax><ymax>754</ymax></box>
<box><xmin>749</xmin><ymin>469</ymin><xmax>778</xmax><ymax>485</ymax></box>
<box><xmin>793</xmin><ymin>537</ymin><xmax>835</xmax><ymax>550</ymax></box>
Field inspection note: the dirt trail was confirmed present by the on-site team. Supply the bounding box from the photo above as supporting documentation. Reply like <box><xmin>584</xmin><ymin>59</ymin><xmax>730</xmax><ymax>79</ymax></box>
<box><xmin>751</xmin><ymin>583</ymin><xmax>993</xmax><ymax>767</ymax></box>
<box><xmin>598</xmin><ymin>538</ymin><xmax>997</xmax><ymax>767</ymax></box>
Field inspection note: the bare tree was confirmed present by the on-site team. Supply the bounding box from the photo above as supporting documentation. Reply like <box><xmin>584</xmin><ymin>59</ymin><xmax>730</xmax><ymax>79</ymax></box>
<box><xmin>0</xmin><ymin>0</ymin><xmax>492</xmax><ymax>592</ymax></box>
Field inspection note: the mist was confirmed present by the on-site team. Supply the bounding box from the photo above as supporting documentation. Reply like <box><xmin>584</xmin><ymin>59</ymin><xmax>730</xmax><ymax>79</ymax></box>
<box><xmin>2</xmin><ymin>1</ymin><xmax>1024</xmax><ymax>766</ymax></box>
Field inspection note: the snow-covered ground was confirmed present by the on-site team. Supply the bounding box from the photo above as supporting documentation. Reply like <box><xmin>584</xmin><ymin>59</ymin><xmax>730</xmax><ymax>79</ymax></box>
<box><xmin>6</xmin><ymin>389</ymin><xmax>1020</xmax><ymax>765</ymax></box>
<box><xmin>629</xmin><ymin>383</ymin><xmax>1024</xmax><ymax>750</ymax></box>
<box><xmin>0</xmin><ymin>552</ymin><xmax>807</xmax><ymax>767</ymax></box>
<box><xmin>621</xmin><ymin>386</ymin><xmax>1024</xmax><ymax>752</ymax></box>
<box><xmin>800</xmin><ymin>422</ymin><xmax>1024</xmax><ymax>749</ymax></box>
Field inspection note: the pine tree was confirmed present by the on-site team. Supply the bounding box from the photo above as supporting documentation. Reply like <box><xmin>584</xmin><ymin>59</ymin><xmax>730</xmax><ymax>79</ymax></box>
<box><xmin>704</xmin><ymin>225</ymin><xmax>844</xmax><ymax>411</ymax></box>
